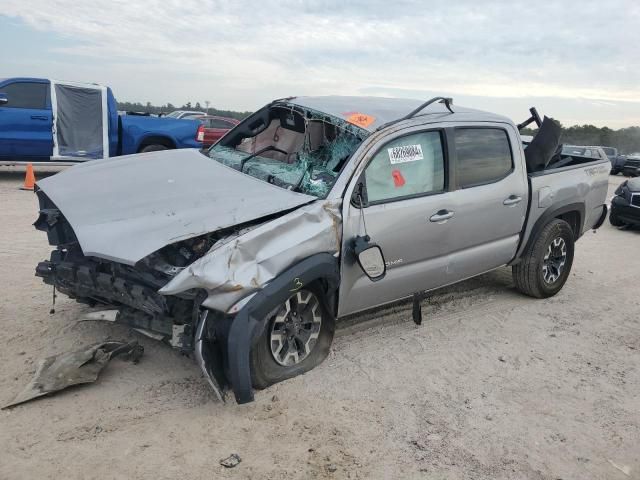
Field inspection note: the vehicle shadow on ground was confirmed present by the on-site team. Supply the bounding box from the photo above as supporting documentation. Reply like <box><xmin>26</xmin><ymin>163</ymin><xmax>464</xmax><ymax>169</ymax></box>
<box><xmin>338</xmin><ymin>267</ymin><xmax>515</xmax><ymax>334</ymax></box>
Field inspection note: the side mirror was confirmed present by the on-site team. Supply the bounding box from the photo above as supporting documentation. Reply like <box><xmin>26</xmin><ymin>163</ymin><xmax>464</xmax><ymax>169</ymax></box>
<box><xmin>353</xmin><ymin>235</ymin><xmax>386</xmax><ymax>281</ymax></box>
<box><xmin>0</xmin><ymin>93</ymin><xmax>8</xmax><ymax>105</ymax></box>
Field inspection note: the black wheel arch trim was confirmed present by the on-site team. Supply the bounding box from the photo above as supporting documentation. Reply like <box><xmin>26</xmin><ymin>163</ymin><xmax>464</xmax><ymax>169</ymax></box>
<box><xmin>225</xmin><ymin>253</ymin><xmax>340</xmax><ymax>404</ymax></box>
<box><xmin>514</xmin><ymin>202</ymin><xmax>585</xmax><ymax>264</ymax></box>
<box><xmin>592</xmin><ymin>204</ymin><xmax>608</xmax><ymax>230</ymax></box>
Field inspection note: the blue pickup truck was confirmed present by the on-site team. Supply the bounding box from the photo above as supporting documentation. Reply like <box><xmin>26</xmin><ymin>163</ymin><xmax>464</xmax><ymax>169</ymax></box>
<box><xmin>0</xmin><ymin>77</ymin><xmax>202</xmax><ymax>163</ymax></box>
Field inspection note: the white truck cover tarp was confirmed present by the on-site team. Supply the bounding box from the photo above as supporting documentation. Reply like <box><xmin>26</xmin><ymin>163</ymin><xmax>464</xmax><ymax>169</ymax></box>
<box><xmin>51</xmin><ymin>80</ymin><xmax>109</xmax><ymax>160</ymax></box>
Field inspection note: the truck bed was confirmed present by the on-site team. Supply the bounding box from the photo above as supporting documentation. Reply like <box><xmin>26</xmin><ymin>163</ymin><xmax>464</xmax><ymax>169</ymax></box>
<box><xmin>515</xmin><ymin>158</ymin><xmax>610</xmax><ymax>260</ymax></box>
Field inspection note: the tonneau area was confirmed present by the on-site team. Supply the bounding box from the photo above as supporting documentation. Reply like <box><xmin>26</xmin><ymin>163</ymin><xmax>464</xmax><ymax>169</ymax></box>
<box><xmin>515</xmin><ymin>159</ymin><xmax>610</xmax><ymax>260</ymax></box>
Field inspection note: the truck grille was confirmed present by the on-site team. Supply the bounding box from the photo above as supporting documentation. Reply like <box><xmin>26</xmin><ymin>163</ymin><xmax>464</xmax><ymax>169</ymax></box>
<box><xmin>626</xmin><ymin>158</ymin><xmax>640</xmax><ymax>168</ymax></box>
<box><xmin>632</xmin><ymin>194</ymin><xmax>640</xmax><ymax>208</ymax></box>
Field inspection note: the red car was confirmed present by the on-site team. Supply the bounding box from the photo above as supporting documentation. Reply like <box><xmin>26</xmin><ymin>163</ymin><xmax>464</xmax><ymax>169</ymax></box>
<box><xmin>194</xmin><ymin>115</ymin><xmax>240</xmax><ymax>147</ymax></box>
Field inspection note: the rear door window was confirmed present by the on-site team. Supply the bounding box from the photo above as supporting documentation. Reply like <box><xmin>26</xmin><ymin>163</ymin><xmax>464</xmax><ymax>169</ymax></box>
<box><xmin>454</xmin><ymin>128</ymin><xmax>513</xmax><ymax>188</ymax></box>
<box><xmin>364</xmin><ymin>130</ymin><xmax>445</xmax><ymax>204</ymax></box>
<box><xmin>0</xmin><ymin>82</ymin><xmax>49</xmax><ymax>109</ymax></box>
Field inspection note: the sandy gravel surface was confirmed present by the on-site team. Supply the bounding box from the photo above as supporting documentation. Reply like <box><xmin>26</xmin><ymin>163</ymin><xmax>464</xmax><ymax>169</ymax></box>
<box><xmin>0</xmin><ymin>168</ymin><xmax>638</xmax><ymax>480</ymax></box>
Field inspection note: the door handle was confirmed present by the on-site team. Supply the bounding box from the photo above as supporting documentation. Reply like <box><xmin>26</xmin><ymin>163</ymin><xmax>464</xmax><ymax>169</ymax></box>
<box><xmin>429</xmin><ymin>209</ymin><xmax>455</xmax><ymax>223</ymax></box>
<box><xmin>31</xmin><ymin>115</ymin><xmax>48</xmax><ymax>121</ymax></box>
<box><xmin>503</xmin><ymin>195</ymin><xmax>522</xmax><ymax>206</ymax></box>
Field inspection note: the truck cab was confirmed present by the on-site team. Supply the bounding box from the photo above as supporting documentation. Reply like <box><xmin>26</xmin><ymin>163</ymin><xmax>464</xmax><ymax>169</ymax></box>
<box><xmin>0</xmin><ymin>77</ymin><xmax>201</xmax><ymax>164</ymax></box>
<box><xmin>0</xmin><ymin>78</ymin><xmax>53</xmax><ymax>162</ymax></box>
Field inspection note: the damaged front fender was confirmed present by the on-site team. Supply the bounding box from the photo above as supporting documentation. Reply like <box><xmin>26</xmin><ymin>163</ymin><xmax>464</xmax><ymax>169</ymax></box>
<box><xmin>159</xmin><ymin>199</ymin><xmax>342</xmax><ymax>313</ymax></box>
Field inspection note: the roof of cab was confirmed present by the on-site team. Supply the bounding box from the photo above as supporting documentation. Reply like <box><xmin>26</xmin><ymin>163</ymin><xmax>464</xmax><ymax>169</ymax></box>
<box><xmin>0</xmin><ymin>78</ymin><xmax>104</xmax><ymax>88</ymax></box>
<box><xmin>0</xmin><ymin>77</ymin><xmax>50</xmax><ymax>84</ymax></box>
<box><xmin>286</xmin><ymin>95</ymin><xmax>513</xmax><ymax>132</ymax></box>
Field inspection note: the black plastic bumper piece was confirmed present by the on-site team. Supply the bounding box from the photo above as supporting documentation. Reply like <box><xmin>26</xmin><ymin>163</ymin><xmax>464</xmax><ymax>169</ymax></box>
<box><xmin>36</xmin><ymin>259</ymin><xmax>168</xmax><ymax>316</ymax></box>
<box><xmin>611</xmin><ymin>197</ymin><xmax>640</xmax><ymax>225</ymax></box>
<box><xmin>226</xmin><ymin>253</ymin><xmax>340</xmax><ymax>404</ymax></box>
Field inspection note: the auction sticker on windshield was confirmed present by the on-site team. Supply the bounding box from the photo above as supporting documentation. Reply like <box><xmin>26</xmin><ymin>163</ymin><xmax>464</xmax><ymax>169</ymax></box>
<box><xmin>388</xmin><ymin>144</ymin><xmax>424</xmax><ymax>164</ymax></box>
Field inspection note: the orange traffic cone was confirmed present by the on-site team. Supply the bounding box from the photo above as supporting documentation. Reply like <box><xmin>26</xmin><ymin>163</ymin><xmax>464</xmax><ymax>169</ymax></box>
<box><xmin>21</xmin><ymin>163</ymin><xmax>36</xmax><ymax>191</ymax></box>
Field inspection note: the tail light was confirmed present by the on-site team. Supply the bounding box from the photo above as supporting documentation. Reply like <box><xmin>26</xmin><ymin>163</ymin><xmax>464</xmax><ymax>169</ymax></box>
<box><xmin>196</xmin><ymin>125</ymin><xmax>205</xmax><ymax>142</ymax></box>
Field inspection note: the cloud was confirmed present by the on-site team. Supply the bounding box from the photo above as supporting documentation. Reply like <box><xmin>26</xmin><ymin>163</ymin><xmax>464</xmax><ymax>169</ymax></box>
<box><xmin>2</xmin><ymin>0</ymin><xmax>639</xmax><ymax>126</ymax></box>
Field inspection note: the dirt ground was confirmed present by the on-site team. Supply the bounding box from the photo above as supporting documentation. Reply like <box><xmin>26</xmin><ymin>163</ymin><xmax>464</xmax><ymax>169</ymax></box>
<box><xmin>0</xmin><ymin>167</ymin><xmax>638</xmax><ymax>480</ymax></box>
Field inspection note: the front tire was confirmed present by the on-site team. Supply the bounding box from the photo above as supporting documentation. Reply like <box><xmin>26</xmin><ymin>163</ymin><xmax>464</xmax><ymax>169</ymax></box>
<box><xmin>250</xmin><ymin>286</ymin><xmax>334</xmax><ymax>389</ymax></box>
<box><xmin>513</xmin><ymin>219</ymin><xmax>575</xmax><ymax>298</ymax></box>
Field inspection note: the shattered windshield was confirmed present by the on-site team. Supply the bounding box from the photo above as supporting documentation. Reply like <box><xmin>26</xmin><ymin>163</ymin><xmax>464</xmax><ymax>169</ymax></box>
<box><xmin>206</xmin><ymin>103</ymin><xmax>368</xmax><ymax>198</ymax></box>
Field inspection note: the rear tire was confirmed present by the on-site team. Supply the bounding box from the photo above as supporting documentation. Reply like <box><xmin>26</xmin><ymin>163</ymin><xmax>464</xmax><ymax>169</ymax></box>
<box><xmin>250</xmin><ymin>285</ymin><xmax>334</xmax><ymax>390</ymax></box>
<box><xmin>140</xmin><ymin>144</ymin><xmax>168</xmax><ymax>153</ymax></box>
<box><xmin>513</xmin><ymin>219</ymin><xmax>575</xmax><ymax>298</ymax></box>
<box><xmin>609</xmin><ymin>211</ymin><xmax>625</xmax><ymax>227</ymax></box>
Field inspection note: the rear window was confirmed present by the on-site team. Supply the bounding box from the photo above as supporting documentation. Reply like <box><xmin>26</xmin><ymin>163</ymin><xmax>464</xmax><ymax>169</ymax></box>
<box><xmin>601</xmin><ymin>147</ymin><xmax>615</xmax><ymax>156</ymax></box>
<box><xmin>0</xmin><ymin>82</ymin><xmax>49</xmax><ymax>109</ymax></box>
<box><xmin>561</xmin><ymin>146</ymin><xmax>602</xmax><ymax>160</ymax></box>
<box><xmin>206</xmin><ymin>118</ymin><xmax>235</xmax><ymax>129</ymax></box>
<box><xmin>455</xmin><ymin>128</ymin><xmax>513</xmax><ymax>188</ymax></box>
<box><xmin>563</xmin><ymin>146</ymin><xmax>586</xmax><ymax>156</ymax></box>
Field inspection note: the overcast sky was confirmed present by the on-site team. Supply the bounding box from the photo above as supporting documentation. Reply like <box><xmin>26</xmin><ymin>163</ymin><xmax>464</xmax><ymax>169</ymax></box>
<box><xmin>2</xmin><ymin>0</ymin><xmax>639</xmax><ymax>127</ymax></box>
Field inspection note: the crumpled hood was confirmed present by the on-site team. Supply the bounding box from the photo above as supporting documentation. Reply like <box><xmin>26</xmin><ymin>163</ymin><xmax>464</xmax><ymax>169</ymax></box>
<box><xmin>36</xmin><ymin>149</ymin><xmax>315</xmax><ymax>265</ymax></box>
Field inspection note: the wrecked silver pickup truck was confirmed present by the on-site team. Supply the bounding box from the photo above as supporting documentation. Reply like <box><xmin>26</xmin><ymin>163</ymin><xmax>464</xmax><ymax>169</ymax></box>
<box><xmin>34</xmin><ymin>96</ymin><xmax>609</xmax><ymax>403</ymax></box>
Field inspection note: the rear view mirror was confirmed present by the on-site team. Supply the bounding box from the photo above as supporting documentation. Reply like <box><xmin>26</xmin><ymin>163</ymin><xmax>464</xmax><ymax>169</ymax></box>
<box><xmin>0</xmin><ymin>93</ymin><xmax>8</xmax><ymax>105</ymax></box>
<box><xmin>353</xmin><ymin>235</ymin><xmax>386</xmax><ymax>281</ymax></box>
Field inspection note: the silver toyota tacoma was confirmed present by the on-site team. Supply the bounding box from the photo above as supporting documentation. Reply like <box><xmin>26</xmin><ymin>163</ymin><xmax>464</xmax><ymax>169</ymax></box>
<box><xmin>34</xmin><ymin>96</ymin><xmax>610</xmax><ymax>403</ymax></box>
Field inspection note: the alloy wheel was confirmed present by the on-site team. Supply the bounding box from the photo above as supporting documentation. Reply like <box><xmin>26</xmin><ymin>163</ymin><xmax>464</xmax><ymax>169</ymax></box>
<box><xmin>542</xmin><ymin>237</ymin><xmax>567</xmax><ymax>284</ymax></box>
<box><xmin>269</xmin><ymin>290</ymin><xmax>322</xmax><ymax>366</ymax></box>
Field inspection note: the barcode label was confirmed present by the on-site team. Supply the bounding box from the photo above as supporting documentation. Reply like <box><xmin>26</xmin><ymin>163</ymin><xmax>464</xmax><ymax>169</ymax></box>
<box><xmin>388</xmin><ymin>144</ymin><xmax>423</xmax><ymax>164</ymax></box>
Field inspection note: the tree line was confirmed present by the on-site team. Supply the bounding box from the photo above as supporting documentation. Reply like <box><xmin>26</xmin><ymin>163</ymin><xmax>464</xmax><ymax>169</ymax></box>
<box><xmin>119</xmin><ymin>100</ymin><xmax>640</xmax><ymax>154</ymax></box>
<box><xmin>116</xmin><ymin>101</ymin><xmax>251</xmax><ymax>121</ymax></box>
<box><xmin>522</xmin><ymin>123</ymin><xmax>640</xmax><ymax>154</ymax></box>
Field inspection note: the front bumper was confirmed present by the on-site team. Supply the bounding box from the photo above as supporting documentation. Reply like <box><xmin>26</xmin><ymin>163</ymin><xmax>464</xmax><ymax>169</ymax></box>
<box><xmin>611</xmin><ymin>195</ymin><xmax>640</xmax><ymax>225</ymax></box>
<box><xmin>36</xmin><ymin>251</ymin><xmax>196</xmax><ymax>351</ymax></box>
<box><xmin>622</xmin><ymin>164</ymin><xmax>640</xmax><ymax>177</ymax></box>
<box><xmin>36</xmin><ymin>249</ymin><xmax>340</xmax><ymax>404</ymax></box>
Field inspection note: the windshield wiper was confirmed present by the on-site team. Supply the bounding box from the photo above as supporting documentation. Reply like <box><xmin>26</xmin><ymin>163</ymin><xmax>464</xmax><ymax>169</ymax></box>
<box><xmin>239</xmin><ymin>146</ymin><xmax>288</xmax><ymax>172</ymax></box>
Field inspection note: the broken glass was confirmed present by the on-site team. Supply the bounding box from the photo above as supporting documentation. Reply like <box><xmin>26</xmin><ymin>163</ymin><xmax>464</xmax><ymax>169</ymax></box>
<box><xmin>207</xmin><ymin>104</ymin><xmax>369</xmax><ymax>199</ymax></box>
